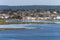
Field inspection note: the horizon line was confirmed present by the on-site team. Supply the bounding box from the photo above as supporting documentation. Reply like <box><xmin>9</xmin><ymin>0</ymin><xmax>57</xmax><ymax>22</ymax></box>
<box><xmin>0</xmin><ymin>5</ymin><xmax>60</xmax><ymax>6</ymax></box>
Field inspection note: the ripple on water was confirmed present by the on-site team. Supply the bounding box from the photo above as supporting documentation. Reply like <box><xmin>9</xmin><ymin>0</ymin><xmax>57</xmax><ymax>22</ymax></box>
<box><xmin>0</xmin><ymin>24</ymin><xmax>59</xmax><ymax>40</ymax></box>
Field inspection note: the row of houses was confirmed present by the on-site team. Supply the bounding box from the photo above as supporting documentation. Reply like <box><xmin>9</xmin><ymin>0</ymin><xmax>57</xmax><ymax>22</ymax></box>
<box><xmin>0</xmin><ymin>10</ymin><xmax>60</xmax><ymax>20</ymax></box>
<box><xmin>0</xmin><ymin>14</ymin><xmax>10</xmax><ymax>19</ymax></box>
<box><xmin>0</xmin><ymin>14</ymin><xmax>60</xmax><ymax>20</ymax></box>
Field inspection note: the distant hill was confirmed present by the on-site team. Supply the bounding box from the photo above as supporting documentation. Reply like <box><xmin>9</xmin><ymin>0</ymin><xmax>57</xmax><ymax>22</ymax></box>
<box><xmin>0</xmin><ymin>5</ymin><xmax>60</xmax><ymax>10</ymax></box>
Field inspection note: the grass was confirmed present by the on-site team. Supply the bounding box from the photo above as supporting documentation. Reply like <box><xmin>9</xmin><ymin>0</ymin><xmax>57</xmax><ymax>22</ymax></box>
<box><xmin>0</xmin><ymin>28</ymin><xmax>27</xmax><ymax>30</ymax></box>
<box><xmin>0</xmin><ymin>28</ymin><xmax>40</xmax><ymax>30</ymax></box>
<box><xmin>0</xmin><ymin>22</ymin><xmax>55</xmax><ymax>24</ymax></box>
<box><xmin>0</xmin><ymin>19</ymin><xmax>56</xmax><ymax>24</ymax></box>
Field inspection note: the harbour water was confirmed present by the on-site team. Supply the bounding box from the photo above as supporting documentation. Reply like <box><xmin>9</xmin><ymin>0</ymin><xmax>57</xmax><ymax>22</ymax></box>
<box><xmin>6</xmin><ymin>20</ymin><xmax>57</xmax><ymax>22</ymax></box>
<box><xmin>0</xmin><ymin>24</ymin><xmax>60</xmax><ymax>40</ymax></box>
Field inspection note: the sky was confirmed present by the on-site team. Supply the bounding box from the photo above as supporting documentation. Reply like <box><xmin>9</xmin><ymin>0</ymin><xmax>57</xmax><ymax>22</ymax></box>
<box><xmin>0</xmin><ymin>0</ymin><xmax>60</xmax><ymax>6</ymax></box>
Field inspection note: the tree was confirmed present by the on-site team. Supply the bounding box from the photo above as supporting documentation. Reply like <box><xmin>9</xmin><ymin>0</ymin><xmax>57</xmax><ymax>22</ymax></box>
<box><xmin>16</xmin><ymin>16</ymin><xmax>22</xmax><ymax>19</ymax></box>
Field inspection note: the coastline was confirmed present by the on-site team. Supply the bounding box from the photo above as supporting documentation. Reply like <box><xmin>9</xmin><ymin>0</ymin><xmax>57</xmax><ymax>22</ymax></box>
<box><xmin>0</xmin><ymin>22</ymin><xmax>55</xmax><ymax>24</ymax></box>
<box><xmin>0</xmin><ymin>28</ymin><xmax>40</xmax><ymax>30</ymax></box>
<box><xmin>0</xmin><ymin>22</ymin><xmax>54</xmax><ymax>30</ymax></box>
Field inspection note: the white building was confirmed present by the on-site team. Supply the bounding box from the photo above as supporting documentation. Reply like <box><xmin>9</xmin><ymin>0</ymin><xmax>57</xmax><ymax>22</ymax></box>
<box><xmin>56</xmin><ymin>16</ymin><xmax>60</xmax><ymax>19</ymax></box>
<box><xmin>0</xmin><ymin>14</ymin><xmax>9</xmax><ymax>19</ymax></box>
<box><xmin>27</xmin><ymin>17</ymin><xmax>36</xmax><ymax>20</ymax></box>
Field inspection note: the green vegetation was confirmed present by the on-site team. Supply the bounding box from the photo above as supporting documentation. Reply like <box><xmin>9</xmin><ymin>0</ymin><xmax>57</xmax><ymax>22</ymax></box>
<box><xmin>0</xmin><ymin>28</ymin><xmax>28</xmax><ymax>30</ymax></box>
<box><xmin>0</xmin><ymin>22</ymin><xmax>55</xmax><ymax>25</ymax></box>
<box><xmin>0</xmin><ymin>28</ymin><xmax>40</xmax><ymax>30</ymax></box>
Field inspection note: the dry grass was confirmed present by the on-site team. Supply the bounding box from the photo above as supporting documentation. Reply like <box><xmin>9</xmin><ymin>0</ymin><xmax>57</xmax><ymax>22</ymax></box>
<box><xmin>0</xmin><ymin>22</ymin><xmax>55</xmax><ymax>24</ymax></box>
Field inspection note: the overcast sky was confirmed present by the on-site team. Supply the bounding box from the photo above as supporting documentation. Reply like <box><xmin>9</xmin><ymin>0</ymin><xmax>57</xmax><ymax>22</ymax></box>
<box><xmin>0</xmin><ymin>0</ymin><xmax>60</xmax><ymax>6</ymax></box>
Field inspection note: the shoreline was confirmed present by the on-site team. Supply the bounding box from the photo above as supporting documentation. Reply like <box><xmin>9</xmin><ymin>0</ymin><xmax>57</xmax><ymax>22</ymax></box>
<box><xmin>0</xmin><ymin>28</ymin><xmax>40</xmax><ymax>30</ymax></box>
<box><xmin>0</xmin><ymin>22</ymin><xmax>55</xmax><ymax>24</ymax></box>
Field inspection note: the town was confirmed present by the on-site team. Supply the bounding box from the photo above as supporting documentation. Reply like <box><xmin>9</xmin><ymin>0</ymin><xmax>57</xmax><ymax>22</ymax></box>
<box><xmin>0</xmin><ymin>9</ymin><xmax>60</xmax><ymax>20</ymax></box>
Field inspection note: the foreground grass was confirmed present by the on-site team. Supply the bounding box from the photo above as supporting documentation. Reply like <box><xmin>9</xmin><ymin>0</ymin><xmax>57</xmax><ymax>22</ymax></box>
<box><xmin>0</xmin><ymin>22</ymin><xmax>55</xmax><ymax>24</ymax></box>
<box><xmin>0</xmin><ymin>28</ymin><xmax>40</xmax><ymax>30</ymax></box>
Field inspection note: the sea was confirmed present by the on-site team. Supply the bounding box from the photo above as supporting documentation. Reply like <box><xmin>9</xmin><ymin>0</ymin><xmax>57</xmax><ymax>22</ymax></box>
<box><xmin>0</xmin><ymin>5</ymin><xmax>60</xmax><ymax>10</ymax></box>
<box><xmin>0</xmin><ymin>24</ymin><xmax>60</xmax><ymax>40</ymax></box>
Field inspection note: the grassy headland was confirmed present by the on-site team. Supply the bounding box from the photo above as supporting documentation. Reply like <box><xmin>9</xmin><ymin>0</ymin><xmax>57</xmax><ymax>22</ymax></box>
<box><xmin>0</xmin><ymin>22</ymin><xmax>55</xmax><ymax>24</ymax></box>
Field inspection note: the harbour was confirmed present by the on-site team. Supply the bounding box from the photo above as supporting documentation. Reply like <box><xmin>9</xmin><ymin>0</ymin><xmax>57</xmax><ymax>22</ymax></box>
<box><xmin>0</xmin><ymin>24</ymin><xmax>59</xmax><ymax>40</ymax></box>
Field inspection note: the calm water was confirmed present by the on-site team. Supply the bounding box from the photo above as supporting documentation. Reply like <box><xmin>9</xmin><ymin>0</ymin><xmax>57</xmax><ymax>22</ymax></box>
<box><xmin>0</xmin><ymin>24</ymin><xmax>60</xmax><ymax>40</ymax></box>
<box><xmin>0</xmin><ymin>6</ymin><xmax>60</xmax><ymax>10</ymax></box>
<box><xmin>6</xmin><ymin>20</ymin><xmax>59</xmax><ymax>23</ymax></box>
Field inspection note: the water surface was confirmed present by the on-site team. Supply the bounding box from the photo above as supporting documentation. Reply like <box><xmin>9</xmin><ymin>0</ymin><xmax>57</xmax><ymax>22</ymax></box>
<box><xmin>0</xmin><ymin>24</ymin><xmax>60</xmax><ymax>40</ymax></box>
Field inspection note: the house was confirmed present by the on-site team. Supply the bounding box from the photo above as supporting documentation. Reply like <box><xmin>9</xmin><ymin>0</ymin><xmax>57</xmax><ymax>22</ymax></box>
<box><xmin>23</xmin><ymin>17</ymin><xmax>36</xmax><ymax>20</ymax></box>
<box><xmin>56</xmin><ymin>16</ymin><xmax>60</xmax><ymax>19</ymax></box>
<box><xmin>38</xmin><ymin>17</ymin><xmax>51</xmax><ymax>20</ymax></box>
<box><xmin>0</xmin><ymin>14</ymin><xmax>9</xmax><ymax>19</ymax></box>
